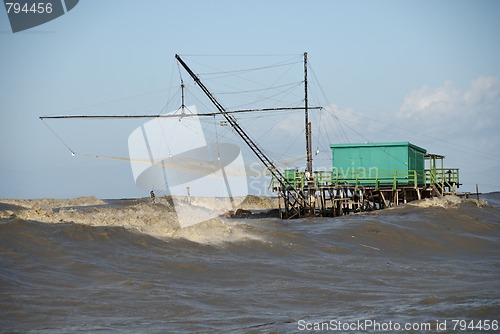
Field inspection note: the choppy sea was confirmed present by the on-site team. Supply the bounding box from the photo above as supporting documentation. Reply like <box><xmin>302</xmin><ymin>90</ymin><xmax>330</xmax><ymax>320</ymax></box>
<box><xmin>1</xmin><ymin>193</ymin><xmax>499</xmax><ymax>333</ymax></box>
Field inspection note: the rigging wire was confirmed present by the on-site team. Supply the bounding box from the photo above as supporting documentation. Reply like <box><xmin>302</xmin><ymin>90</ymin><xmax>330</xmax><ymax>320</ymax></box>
<box><xmin>198</xmin><ymin>61</ymin><xmax>302</xmax><ymax>77</ymax></box>
<box><xmin>232</xmin><ymin>75</ymin><xmax>304</xmax><ymax>126</ymax></box>
<box><xmin>178</xmin><ymin>53</ymin><xmax>303</xmax><ymax>57</ymax></box>
<box><xmin>159</xmin><ymin>86</ymin><xmax>182</xmax><ymax>114</ymax></box>
<box><xmin>180</xmin><ymin>54</ymin><xmax>302</xmax><ymax>73</ymax></box>
<box><xmin>250</xmin><ymin>59</ymin><xmax>301</xmax><ymax>108</ymax></box>
<box><xmin>41</xmin><ymin>119</ymin><xmax>76</xmax><ymax>156</ymax></box>
<box><xmin>152</xmin><ymin>117</ymin><xmax>171</xmax><ymax>188</ymax></box>
<box><xmin>179</xmin><ymin>56</ymin><xmax>302</xmax><ymax>97</ymax></box>
<box><xmin>279</xmin><ymin>124</ymin><xmax>307</xmax><ymax>164</ymax></box>
<box><xmin>177</xmin><ymin>61</ymin><xmax>184</xmax><ymax>86</ymax></box>
<box><xmin>231</xmin><ymin>81</ymin><xmax>304</xmax><ymax>110</ymax></box>
<box><xmin>202</xmin><ymin>78</ymin><xmax>302</xmax><ymax>108</ymax></box>
<box><xmin>306</xmin><ymin>61</ymin><xmax>327</xmax><ymax>156</ymax></box>
<box><xmin>162</xmin><ymin>61</ymin><xmax>177</xmax><ymax>114</ymax></box>
<box><xmin>41</xmin><ymin>87</ymin><xmax>173</xmax><ymax>118</ymax></box>
<box><xmin>309</xmin><ymin>61</ymin><xmax>350</xmax><ymax>143</ymax></box>
<box><xmin>215</xmin><ymin>81</ymin><xmax>302</xmax><ymax>95</ymax></box>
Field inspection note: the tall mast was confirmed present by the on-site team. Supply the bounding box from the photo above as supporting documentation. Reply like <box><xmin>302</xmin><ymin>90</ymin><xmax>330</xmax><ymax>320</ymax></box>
<box><xmin>304</xmin><ymin>52</ymin><xmax>313</xmax><ymax>174</ymax></box>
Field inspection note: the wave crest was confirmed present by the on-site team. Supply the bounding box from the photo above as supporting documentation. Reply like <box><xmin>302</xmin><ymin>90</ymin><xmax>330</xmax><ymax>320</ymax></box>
<box><xmin>408</xmin><ymin>195</ymin><xmax>489</xmax><ymax>209</ymax></box>
<box><xmin>0</xmin><ymin>197</ymin><xmax>269</xmax><ymax>245</ymax></box>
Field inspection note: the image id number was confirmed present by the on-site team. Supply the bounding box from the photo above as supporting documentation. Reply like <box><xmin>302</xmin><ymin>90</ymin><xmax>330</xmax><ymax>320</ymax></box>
<box><xmin>5</xmin><ymin>2</ymin><xmax>53</xmax><ymax>14</ymax></box>
<box><xmin>452</xmin><ymin>319</ymin><xmax>498</xmax><ymax>331</ymax></box>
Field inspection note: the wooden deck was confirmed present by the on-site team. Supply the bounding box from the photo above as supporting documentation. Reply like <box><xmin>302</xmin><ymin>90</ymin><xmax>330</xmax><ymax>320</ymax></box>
<box><xmin>271</xmin><ymin>169</ymin><xmax>463</xmax><ymax>219</ymax></box>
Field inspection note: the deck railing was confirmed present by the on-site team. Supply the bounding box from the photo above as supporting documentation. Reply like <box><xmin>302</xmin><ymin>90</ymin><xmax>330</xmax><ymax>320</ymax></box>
<box><xmin>271</xmin><ymin>168</ymin><xmax>459</xmax><ymax>191</ymax></box>
<box><xmin>426</xmin><ymin>168</ymin><xmax>460</xmax><ymax>187</ymax></box>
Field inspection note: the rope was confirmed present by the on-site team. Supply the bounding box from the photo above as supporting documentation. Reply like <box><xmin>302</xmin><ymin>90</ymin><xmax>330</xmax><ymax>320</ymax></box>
<box><xmin>41</xmin><ymin>119</ymin><xmax>76</xmax><ymax>156</ymax></box>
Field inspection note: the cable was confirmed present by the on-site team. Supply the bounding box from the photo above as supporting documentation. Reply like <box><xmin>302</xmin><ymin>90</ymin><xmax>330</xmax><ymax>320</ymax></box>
<box><xmin>41</xmin><ymin>119</ymin><xmax>76</xmax><ymax>156</ymax></box>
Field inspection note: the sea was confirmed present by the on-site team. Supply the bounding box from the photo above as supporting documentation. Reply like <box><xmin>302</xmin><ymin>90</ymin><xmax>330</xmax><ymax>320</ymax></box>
<box><xmin>1</xmin><ymin>193</ymin><xmax>499</xmax><ymax>333</ymax></box>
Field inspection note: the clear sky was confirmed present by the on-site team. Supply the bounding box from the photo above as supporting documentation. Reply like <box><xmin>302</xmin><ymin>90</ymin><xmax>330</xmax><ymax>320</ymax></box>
<box><xmin>1</xmin><ymin>0</ymin><xmax>499</xmax><ymax>199</ymax></box>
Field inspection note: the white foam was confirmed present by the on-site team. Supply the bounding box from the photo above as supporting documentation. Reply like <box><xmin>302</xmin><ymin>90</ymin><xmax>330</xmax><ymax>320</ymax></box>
<box><xmin>408</xmin><ymin>195</ymin><xmax>488</xmax><ymax>209</ymax></box>
<box><xmin>0</xmin><ymin>196</ymin><xmax>105</xmax><ymax>210</ymax></box>
<box><xmin>0</xmin><ymin>197</ymin><xmax>267</xmax><ymax>245</ymax></box>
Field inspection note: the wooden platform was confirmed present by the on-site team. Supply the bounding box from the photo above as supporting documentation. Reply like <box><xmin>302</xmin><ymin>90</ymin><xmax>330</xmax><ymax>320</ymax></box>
<box><xmin>272</xmin><ymin>169</ymin><xmax>462</xmax><ymax>219</ymax></box>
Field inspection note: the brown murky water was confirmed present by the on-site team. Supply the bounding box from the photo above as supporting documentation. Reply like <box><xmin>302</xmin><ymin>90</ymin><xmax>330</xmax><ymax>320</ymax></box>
<box><xmin>1</xmin><ymin>194</ymin><xmax>499</xmax><ymax>333</ymax></box>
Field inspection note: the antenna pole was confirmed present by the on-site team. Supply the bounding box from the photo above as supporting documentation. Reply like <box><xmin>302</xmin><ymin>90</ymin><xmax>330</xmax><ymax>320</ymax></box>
<box><xmin>180</xmin><ymin>81</ymin><xmax>186</xmax><ymax>114</ymax></box>
<box><xmin>304</xmin><ymin>52</ymin><xmax>313</xmax><ymax>174</ymax></box>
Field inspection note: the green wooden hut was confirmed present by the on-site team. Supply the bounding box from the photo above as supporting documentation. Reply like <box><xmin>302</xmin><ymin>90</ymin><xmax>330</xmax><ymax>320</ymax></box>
<box><xmin>329</xmin><ymin>142</ymin><xmax>427</xmax><ymax>186</ymax></box>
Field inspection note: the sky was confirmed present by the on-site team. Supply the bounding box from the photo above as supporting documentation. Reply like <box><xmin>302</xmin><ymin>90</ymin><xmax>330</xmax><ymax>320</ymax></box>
<box><xmin>1</xmin><ymin>0</ymin><xmax>500</xmax><ymax>199</ymax></box>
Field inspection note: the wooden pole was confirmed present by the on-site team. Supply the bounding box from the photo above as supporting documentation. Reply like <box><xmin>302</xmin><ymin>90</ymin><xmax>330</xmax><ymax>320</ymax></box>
<box><xmin>304</xmin><ymin>52</ymin><xmax>312</xmax><ymax>174</ymax></box>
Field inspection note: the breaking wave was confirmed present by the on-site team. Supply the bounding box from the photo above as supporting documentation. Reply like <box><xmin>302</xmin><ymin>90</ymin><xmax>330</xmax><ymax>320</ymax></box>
<box><xmin>0</xmin><ymin>196</ymin><xmax>278</xmax><ymax>245</ymax></box>
<box><xmin>1</xmin><ymin>193</ymin><xmax>498</xmax><ymax>253</ymax></box>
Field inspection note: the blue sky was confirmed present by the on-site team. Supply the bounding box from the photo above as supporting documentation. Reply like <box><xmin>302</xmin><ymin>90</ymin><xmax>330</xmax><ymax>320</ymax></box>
<box><xmin>1</xmin><ymin>0</ymin><xmax>499</xmax><ymax>199</ymax></box>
